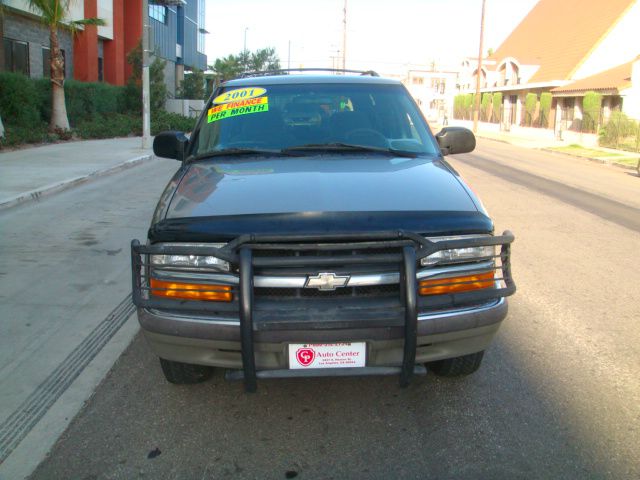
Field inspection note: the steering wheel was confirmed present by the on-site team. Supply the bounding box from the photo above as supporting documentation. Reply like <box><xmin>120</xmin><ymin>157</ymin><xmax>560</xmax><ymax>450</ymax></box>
<box><xmin>344</xmin><ymin>128</ymin><xmax>389</xmax><ymax>148</ymax></box>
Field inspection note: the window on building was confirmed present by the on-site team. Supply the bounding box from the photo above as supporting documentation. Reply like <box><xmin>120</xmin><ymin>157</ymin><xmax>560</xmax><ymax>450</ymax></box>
<box><xmin>42</xmin><ymin>47</ymin><xmax>66</xmax><ymax>78</ymax></box>
<box><xmin>197</xmin><ymin>0</ymin><xmax>206</xmax><ymax>54</ymax></box>
<box><xmin>98</xmin><ymin>57</ymin><xmax>103</xmax><ymax>82</ymax></box>
<box><xmin>412</xmin><ymin>77</ymin><xmax>423</xmax><ymax>85</ymax></box>
<box><xmin>4</xmin><ymin>38</ymin><xmax>30</xmax><ymax>75</ymax></box>
<box><xmin>149</xmin><ymin>5</ymin><xmax>167</xmax><ymax>23</ymax></box>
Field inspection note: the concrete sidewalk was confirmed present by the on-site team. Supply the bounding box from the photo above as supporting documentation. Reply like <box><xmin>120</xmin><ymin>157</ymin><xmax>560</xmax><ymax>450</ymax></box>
<box><xmin>0</xmin><ymin>137</ymin><xmax>152</xmax><ymax>210</ymax></box>
<box><xmin>444</xmin><ymin>119</ymin><xmax>639</xmax><ymax>170</ymax></box>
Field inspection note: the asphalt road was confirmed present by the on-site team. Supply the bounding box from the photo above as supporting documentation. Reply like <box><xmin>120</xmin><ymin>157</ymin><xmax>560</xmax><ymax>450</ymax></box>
<box><xmin>27</xmin><ymin>140</ymin><xmax>640</xmax><ymax>479</ymax></box>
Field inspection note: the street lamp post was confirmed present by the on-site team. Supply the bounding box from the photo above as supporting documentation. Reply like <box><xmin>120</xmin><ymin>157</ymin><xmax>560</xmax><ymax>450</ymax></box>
<box><xmin>472</xmin><ymin>0</ymin><xmax>486</xmax><ymax>134</ymax></box>
<box><xmin>243</xmin><ymin>27</ymin><xmax>248</xmax><ymax>52</ymax></box>
<box><xmin>342</xmin><ymin>0</ymin><xmax>347</xmax><ymax>70</ymax></box>
<box><xmin>142</xmin><ymin>0</ymin><xmax>151</xmax><ymax>149</ymax></box>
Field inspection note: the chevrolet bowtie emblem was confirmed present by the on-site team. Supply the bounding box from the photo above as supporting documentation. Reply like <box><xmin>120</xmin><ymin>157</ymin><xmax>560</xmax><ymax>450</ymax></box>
<box><xmin>304</xmin><ymin>272</ymin><xmax>351</xmax><ymax>291</ymax></box>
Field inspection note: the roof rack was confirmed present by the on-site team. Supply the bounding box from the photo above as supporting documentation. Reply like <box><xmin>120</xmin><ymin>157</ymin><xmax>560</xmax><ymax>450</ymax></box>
<box><xmin>238</xmin><ymin>68</ymin><xmax>380</xmax><ymax>79</ymax></box>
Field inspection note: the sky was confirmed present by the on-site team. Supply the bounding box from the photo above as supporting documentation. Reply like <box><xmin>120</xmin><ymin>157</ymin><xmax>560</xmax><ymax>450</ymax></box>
<box><xmin>204</xmin><ymin>0</ymin><xmax>540</xmax><ymax>75</ymax></box>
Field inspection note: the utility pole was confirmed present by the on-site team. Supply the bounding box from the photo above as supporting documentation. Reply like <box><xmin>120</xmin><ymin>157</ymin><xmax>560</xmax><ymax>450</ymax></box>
<box><xmin>342</xmin><ymin>0</ymin><xmax>347</xmax><ymax>70</ymax></box>
<box><xmin>288</xmin><ymin>40</ymin><xmax>291</xmax><ymax>69</ymax></box>
<box><xmin>244</xmin><ymin>27</ymin><xmax>248</xmax><ymax>52</ymax></box>
<box><xmin>142</xmin><ymin>0</ymin><xmax>151</xmax><ymax>149</ymax></box>
<box><xmin>472</xmin><ymin>0</ymin><xmax>486</xmax><ymax>134</ymax></box>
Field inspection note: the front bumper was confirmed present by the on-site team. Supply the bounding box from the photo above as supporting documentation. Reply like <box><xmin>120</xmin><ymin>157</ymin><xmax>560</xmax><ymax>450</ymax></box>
<box><xmin>132</xmin><ymin>231</ymin><xmax>515</xmax><ymax>390</ymax></box>
<box><xmin>138</xmin><ymin>298</ymin><xmax>507</xmax><ymax>370</ymax></box>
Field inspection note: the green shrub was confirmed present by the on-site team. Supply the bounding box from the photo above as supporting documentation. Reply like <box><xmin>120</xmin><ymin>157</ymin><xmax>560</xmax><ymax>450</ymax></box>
<box><xmin>481</xmin><ymin>93</ymin><xmax>491</xmax><ymax>122</ymax></box>
<box><xmin>124</xmin><ymin>42</ymin><xmax>168</xmax><ymax>113</ymax></box>
<box><xmin>65</xmin><ymin>81</ymin><xmax>123</xmax><ymax>124</ymax></box>
<box><xmin>582</xmin><ymin>91</ymin><xmax>602</xmax><ymax>133</ymax></box>
<box><xmin>177</xmin><ymin>69</ymin><xmax>205</xmax><ymax>100</ymax></box>
<box><xmin>33</xmin><ymin>78</ymin><xmax>52</xmax><ymax>124</ymax></box>
<box><xmin>151</xmin><ymin>111</ymin><xmax>196</xmax><ymax>134</ymax></box>
<box><xmin>76</xmin><ymin>113</ymin><xmax>142</xmax><ymax>139</ymax></box>
<box><xmin>453</xmin><ymin>95</ymin><xmax>465</xmax><ymax>120</ymax></box>
<box><xmin>539</xmin><ymin>92</ymin><xmax>552</xmax><ymax>128</ymax></box>
<box><xmin>524</xmin><ymin>93</ymin><xmax>537</xmax><ymax>127</ymax></box>
<box><xmin>492</xmin><ymin>93</ymin><xmax>502</xmax><ymax>123</ymax></box>
<box><xmin>0</xmin><ymin>72</ymin><xmax>41</xmax><ymax>127</ymax></box>
<box><xmin>463</xmin><ymin>94</ymin><xmax>474</xmax><ymax>120</ymax></box>
<box><xmin>0</xmin><ymin>123</ymin><xmax>50</xmax><ymax>147</ymax></box>
<box><xmin>599</xmin><ymin>111</ymin><xmax>639</xmax><ymax>150</ymax></box>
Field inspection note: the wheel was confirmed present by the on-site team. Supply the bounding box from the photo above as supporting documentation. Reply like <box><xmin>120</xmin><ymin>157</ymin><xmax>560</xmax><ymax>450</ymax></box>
<box><xmin>428</xmin><ymin>351</ymin><xmax>485</xmax><ymax>377</ymax></box>
<box><xmin>159</xmin><ymin>358</ymin><xmax>213</xmax><ymax>384</ymax></box>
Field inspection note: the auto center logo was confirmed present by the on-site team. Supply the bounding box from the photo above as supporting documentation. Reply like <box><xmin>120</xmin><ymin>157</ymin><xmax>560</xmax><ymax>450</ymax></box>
<box><xmin>296</xmin><ymin>347</ymin><xmax>316</xmax><ymax>367</ymax></box>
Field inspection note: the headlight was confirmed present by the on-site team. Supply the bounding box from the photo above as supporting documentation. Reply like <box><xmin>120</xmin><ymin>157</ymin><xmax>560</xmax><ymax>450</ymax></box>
<box><xmin>150</xmin><ymin>243</ymin><xmax>229</xmax><ymax>271</ymax></box>
<box><xmin>421</xmin><ymin>235</ymin><xmax>495</xmax><ymax>266</ymax></box>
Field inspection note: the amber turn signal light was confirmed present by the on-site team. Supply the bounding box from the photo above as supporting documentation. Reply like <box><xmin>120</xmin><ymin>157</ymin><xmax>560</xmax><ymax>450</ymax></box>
<box><xmin>419</xmin><ymin>271</ymin><xmax>494</xmax><ymax>296</ymax></box>
<box><xmin>150</xmin><ymin>278</ymin><xmax>233</xmax><ymax>302</ymax></box>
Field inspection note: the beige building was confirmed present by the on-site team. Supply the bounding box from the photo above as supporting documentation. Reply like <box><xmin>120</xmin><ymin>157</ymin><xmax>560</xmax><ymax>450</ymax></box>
<box><xmin>459</xmin><ymin>0</ymin><xmax>640</xmax><ymax>133</ymax></box>
<box><xmin>402</xmin><ymin>68</ymin><xmax>459</xmax><ymax>124</ymax></box>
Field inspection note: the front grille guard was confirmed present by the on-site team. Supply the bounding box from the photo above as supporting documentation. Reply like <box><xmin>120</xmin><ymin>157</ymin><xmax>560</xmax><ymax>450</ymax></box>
<box><xmin>131</xmin><ymin>230</ymin><xmax>515</xmax><ymax>391</ymax></box>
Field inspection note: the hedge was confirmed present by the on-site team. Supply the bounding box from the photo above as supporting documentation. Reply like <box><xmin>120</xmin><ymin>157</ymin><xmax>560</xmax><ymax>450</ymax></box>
<box><xmin>539</xmin><ymin>92</ymin><xmax>552</xmax><ymax>128</ymax></box>
<box><xmin>1</xmin><ymin>73</ymin><xmax>127</xmax><ymax>128</ymax></box>
<box><xmin>492</xmin><ymin>93</ymin><xmax>502</xmax><ymax>123</ymax></box>
<box><xmin>0</xmin><ymin>72</ymin><xmax>41</xmax><ymax>127</ymax></box>
<box><xmin>582</xmin><ymin>91</ymin><xmax>602</xmax><ymax>133</ymax></box>
<box><xmin>0</xmin><ymin>72</ymin><xmax>195</xmax><ymax>147</ymax></box>
<box><xmin>481</xmin><ymin>93</ymin><xmax>491</xmax><ymax>122</ymax></box>
<box><xmin>524</xmin><ymin>93</ymin><xmax>537</xmax><ymax>127</ymax></box>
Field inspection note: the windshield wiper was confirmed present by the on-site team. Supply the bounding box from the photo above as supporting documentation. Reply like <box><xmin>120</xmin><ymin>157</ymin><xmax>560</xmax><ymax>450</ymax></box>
<box><xmin>189</xmin><ymin>148</ymin><xmax>300</xmax><ymax>161</ymax></box>
<box><xmin>282</xmin><ymin>143</ymin><xmax>421</xmax><ymax>158</ymax></box>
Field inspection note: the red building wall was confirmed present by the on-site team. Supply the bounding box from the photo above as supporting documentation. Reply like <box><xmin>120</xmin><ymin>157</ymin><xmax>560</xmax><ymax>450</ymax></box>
<box><xmin>73</xmin><ymin>0</ymin><xmax>99</xmax><ymax>82</ymax></box>
<box><xmin>123</xmin><ymin>0</ymin><xmax>142</xmax><ymax>82</ymax></box>
<box><xmin>103</xmin><ymin>0</ymin><xmax>125</xmax><ymax>85</ymax></box>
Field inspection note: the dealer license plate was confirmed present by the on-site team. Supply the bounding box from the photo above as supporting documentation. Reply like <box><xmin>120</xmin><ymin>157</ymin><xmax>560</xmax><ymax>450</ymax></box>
<box><xmin>288</xmin><ymin>342</ymin><xmax>366</xmax><ymax>369</ymax></box>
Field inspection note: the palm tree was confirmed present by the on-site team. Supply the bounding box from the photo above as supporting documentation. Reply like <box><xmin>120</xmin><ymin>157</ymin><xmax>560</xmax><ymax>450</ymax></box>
<box><xmin>27</xmin><ymin>0</ymin><xmax>104</xmax><ymax>131</ymax></box>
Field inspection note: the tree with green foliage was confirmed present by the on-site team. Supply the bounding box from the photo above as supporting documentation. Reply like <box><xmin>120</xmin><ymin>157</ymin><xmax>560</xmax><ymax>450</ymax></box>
<box><xmin>539</xmin><ymin>92</ymin><xmax>552</xmax><ymax>128</ymax></box>
<box><xmin>177</xmin><ymin>69</ymin><xmax>205</xmax><ymax>100</ymax></box>
<box><xmin>481</xmin><ymin>93</ymin><xmax>491</xmax><ymax>122</ymax></box>
<box><xmin>492</xmin><ymin>92</ymin><xmax>502</xmax><ymax>123</ymax></box>
<box><xmin>123</xmin><ymin>41</ymin><xmax>168</xmax><ymax>113</ymax></box>
<box><xmin>582</xmin><ymin>91</ymin><xmax>602</xmax><ymax>133</ymax></box>
<box><xmin>524</xmin><ymin>93</ymin><xmax>537</xmax><ymax>127</ymax></box>
<box><xmin>211</xmin><ymin>47</ymin><xmax>280</xmax><ymax>81</ymax></box>
<box><xmin>27</xmin><ymin>0</ymin><xmax>104</xmax><ymax>131</ymax></box>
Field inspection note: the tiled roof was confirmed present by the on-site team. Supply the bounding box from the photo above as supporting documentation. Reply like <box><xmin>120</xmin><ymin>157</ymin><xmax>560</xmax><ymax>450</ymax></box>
<box><xmin>551</xmin><ymin>61</ymin><xmax>632</xmax><ymax>94</ymax></box>
<box><xmin>489</xmin><ymin>0</ymin><xmax>636</xmax><ymax>83</ymax></box>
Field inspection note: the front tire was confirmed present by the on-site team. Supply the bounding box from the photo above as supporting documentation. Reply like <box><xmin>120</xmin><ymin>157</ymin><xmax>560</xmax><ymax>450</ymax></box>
<box><xmin>428</xmin><ymin>351</ymin><xmax>485</xmax><ymax>377</ymax></box>
<box><xmin>159</xmin><ymin>358</ymin><xmax>213</xmax><ymax>384</ymax></box>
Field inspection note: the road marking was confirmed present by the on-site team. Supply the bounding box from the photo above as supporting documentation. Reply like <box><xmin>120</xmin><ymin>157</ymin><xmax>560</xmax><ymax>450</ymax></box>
<box><xmin>0</xmin><ymin>295</ymin><xmax>135</xmax><ymax>464</ymax></box>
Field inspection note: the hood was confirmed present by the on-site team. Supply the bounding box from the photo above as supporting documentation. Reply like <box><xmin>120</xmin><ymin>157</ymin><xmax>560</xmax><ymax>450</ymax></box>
<box><xmin>165</xmin><ymin>154</ymin><xmax>479</xmax><ymax>219</ymax></box>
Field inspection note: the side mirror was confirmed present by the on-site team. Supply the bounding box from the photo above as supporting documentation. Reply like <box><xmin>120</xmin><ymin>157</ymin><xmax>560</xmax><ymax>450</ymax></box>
<box><xmin>435</xmin><ymin>127</ymin><xmax>476</xmax><ymax>155</ymax></box>
<box><xmin>153</xmin><ymin>131</ymin><xmax>189</xmax><ymax>161</ymax></box>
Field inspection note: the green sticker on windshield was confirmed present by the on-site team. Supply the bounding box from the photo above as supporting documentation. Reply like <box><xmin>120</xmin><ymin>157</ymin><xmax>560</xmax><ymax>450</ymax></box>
<box><xmin>207</xmin><ymin>96</ymin><xmax>269</xmax><ymax>123</ymax></box>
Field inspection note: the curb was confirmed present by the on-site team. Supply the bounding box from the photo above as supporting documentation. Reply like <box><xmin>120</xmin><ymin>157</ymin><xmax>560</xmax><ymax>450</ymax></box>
<box><xmin>540</xmin><ymin>148</ymin><xmax>639</xmax><ymax>172</ymax></box>
<box><xmin>0</xmin><ymin>154</ymin><xmax>153</xmax><ymax>212</ymax></box>
<box><xmin>476</xmin><ymin>134</ymin><xmax>639</xmax><ymax>173</ymax></box>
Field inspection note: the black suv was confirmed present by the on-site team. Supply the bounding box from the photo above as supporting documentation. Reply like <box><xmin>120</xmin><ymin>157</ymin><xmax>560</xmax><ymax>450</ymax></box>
<box><xmin>131</xmin><ymin>70</ymin><xmax>515</xmax><ymax>391</ymax></box>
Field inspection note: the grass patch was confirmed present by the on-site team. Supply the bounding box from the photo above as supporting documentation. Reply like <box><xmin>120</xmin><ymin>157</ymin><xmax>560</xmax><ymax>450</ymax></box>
<box><xmin>550</xmin><ymin>145</ymin><xmax>623</xmax><ymax>158</ymax></box>
<box><xmin>610</xmin><ymin>157</ymin><xmax>640</xmax><ymax>168</ymax></box>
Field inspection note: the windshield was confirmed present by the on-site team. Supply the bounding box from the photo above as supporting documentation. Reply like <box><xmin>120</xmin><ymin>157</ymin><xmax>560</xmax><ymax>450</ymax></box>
<box><xmin>190</xmin><ymin>82</ymin><xmax>440</xmax><ymax>157</ymax></box>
